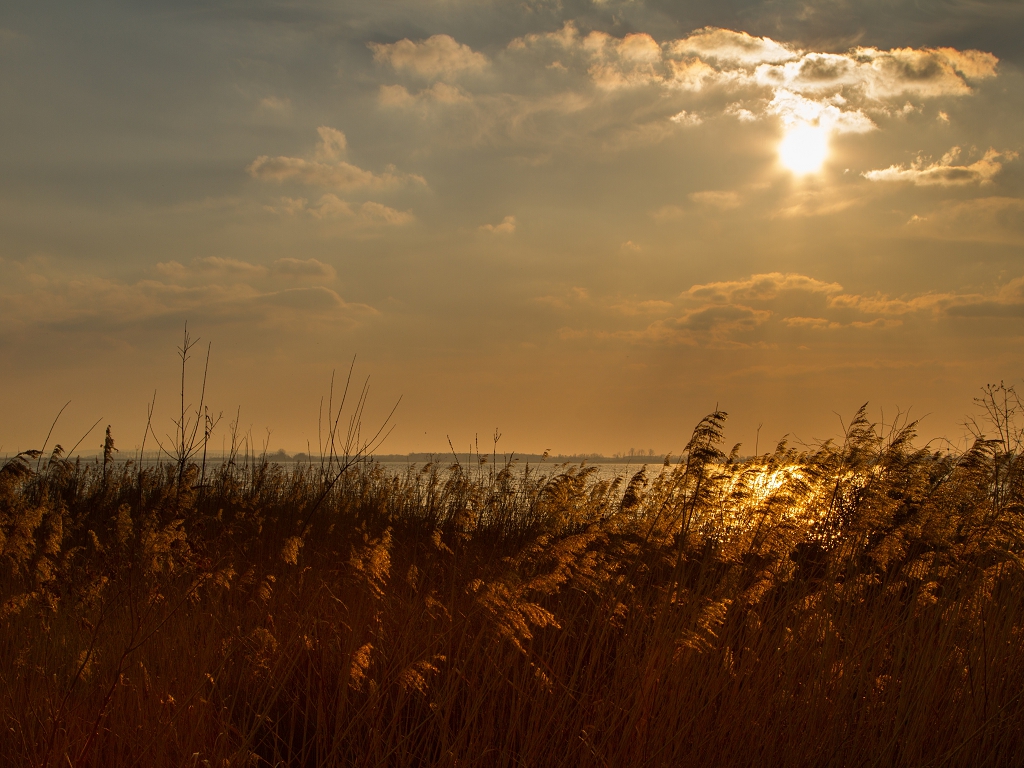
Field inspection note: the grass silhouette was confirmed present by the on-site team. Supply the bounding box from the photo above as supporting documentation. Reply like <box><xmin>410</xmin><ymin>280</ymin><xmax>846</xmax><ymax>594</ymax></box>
<box><xmin>3</xmin><ymin>390</ymin><xmax>1024</xmax><ymax>766</ymax></box>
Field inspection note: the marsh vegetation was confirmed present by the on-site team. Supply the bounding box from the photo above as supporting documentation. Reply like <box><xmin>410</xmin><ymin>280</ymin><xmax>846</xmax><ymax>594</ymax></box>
<box><xmin>3</xmin><ymin>385</ymin><xmax>1024</xmax><ymax>766</ymax></box>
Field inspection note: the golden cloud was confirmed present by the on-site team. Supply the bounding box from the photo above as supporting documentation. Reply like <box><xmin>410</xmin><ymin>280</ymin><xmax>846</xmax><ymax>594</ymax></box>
<box><xmin>248</xmin><ymin>127</ymin><xmax>425</xmax><ymax>191</ymax></box>
<box><xmin>864</xmin><ymin>147</ymin><xmax>1017</xmax><ymax>186</ymax></box>
<box><xmin>683</xmin><ymin>273</ymin><xmax>844</xmax><ymax>303</ymax></box>
<box><xmin>504</xmin><ymin>24</ymin><xmax>997</xmax><ymax>132</ymax></box>
<box><xmin>369</xmin><ymin>35</ymin><xmax>488</xmax><ymax>80</ymax></box>
<box><xmin>669</xmin><ymin>27</ymin><xmax>798</xmax><ymax>66</ymax></box>
<box><xmin>273</xmin><ymin>195</ymin><xmax>414</xmax><ymax>226</ymax></box>
<box><xmin>479</xmin><ymin>215</ymin><xmax>517</xmax><ymax>234</ymax></box>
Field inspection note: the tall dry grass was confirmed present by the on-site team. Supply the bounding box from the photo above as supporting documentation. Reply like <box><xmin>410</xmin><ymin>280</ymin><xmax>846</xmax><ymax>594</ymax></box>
<box><xmin>3</xmin><ymin>398</ymin><xmax>1024</xmax><ymax>766</ymax></box>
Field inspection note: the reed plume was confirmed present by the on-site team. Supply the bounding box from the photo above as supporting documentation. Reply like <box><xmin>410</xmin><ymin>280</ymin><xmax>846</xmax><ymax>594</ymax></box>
<box><xmin>2</xmin><ymin>390</ymin><xmax>1024</xmax><ymax>766</ymax></box>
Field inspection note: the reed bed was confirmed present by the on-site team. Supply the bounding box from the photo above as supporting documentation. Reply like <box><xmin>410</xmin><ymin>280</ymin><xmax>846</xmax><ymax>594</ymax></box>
<box><xmin>3</xmin><ymin>404</ymin><xmax>1024</xmax><ymax>767</ymax></box>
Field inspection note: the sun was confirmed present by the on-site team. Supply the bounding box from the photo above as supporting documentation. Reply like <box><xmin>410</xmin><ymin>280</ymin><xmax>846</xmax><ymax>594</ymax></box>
<box><xmin>778</xmin><ymin>123</ymin><xmax>830</xmax><ymax>175</ymax></box>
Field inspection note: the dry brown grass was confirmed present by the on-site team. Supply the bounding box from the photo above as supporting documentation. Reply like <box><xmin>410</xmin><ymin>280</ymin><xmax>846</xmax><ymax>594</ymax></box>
<box><xmin>3</xmin><ymin>400</ymin><xmax>1024</xmax><ymax>767</ymax></box>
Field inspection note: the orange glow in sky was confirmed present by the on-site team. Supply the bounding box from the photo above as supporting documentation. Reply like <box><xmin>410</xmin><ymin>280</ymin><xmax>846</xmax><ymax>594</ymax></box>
<box><xmin>0</xmin><ymin>4</ymin><xmax>1022</xmax><ymax>457</ymax></box>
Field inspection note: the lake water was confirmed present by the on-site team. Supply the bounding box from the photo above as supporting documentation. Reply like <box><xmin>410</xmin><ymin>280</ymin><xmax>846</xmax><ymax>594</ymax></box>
<box><xmin>8</xmin><ymin>452</ymin><xmax>668</xmax><ymax>485</ymax></box>
<box><xmin>371</xmin><ymin>460</ymin><xmax>663</xmax><ymax>483</ymax></box>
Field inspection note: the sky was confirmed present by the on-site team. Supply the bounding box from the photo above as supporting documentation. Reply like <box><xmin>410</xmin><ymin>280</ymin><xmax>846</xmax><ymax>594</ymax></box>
<box><xmin>2</xmin><ymin>0</ymin><xmax>1023</xmax><ymax>458</ymax></box>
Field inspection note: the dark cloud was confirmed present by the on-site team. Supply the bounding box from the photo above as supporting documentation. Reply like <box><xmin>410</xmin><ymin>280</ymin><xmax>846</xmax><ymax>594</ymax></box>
<box><xmin>672</xmin><ymin>303</ymin><xmax>768</xmax><ymax>333</ymax></box>
<box><xmin>641</xmin><ymin>0</ymin><xmax>1024</xmax><ymax>63</ymax></box>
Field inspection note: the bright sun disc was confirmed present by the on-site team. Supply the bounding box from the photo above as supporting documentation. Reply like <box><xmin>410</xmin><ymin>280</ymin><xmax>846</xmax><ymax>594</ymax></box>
<box><xmin>778</xmin><ymin>123</ymin><xmax>829</xmax><ymax>175</ymax></box>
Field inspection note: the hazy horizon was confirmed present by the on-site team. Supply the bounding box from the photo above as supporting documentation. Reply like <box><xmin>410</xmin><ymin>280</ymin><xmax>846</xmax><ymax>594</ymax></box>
<box><xmin>2</xmin><ymin>1</ymin><xmax>1023</xmax><ymax>457</ymax></box>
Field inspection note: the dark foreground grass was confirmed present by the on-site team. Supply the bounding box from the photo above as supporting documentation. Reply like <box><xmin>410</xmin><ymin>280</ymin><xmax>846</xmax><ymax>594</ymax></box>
<box><xmin>3</xmin><ymin>406</ymin><xmax>1024</xmax><ymax>767</ymax></box>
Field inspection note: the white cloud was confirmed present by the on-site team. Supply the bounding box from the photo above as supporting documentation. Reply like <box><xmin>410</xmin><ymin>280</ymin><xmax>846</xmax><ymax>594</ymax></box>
<box><xmin>670</xmin><ymin>110</ymin><xmax>702</xmax><ymax>126</ymax></box>
<box><xmin>767</xmin><ymin>89</ymin><xmax>875</xmax><ymax>134</ymax></box>
<box><xmin>752</xmin><ymin>46</ymin><xmax>997</xmax><ymax>100</ymax></box>
<box><xmin>273</xmin><ymin>197</ymin><xmax>309</xmax><ymax>215</ymax></box>
<box><xmin>248</xmin><ymin>156</ymin><xmax>407</xmax><ymax>190</ymax></box>
<box><xmin>668</xmin><ymin>27</ymin><xmax>799</xmax><ymax>66</ymax></box>
<box><xmin>248</xmin><ymin>127</ymin><xmax>424</xmax><ymax>191</ymax></box>
<box><xmin>586</xmin><ymin>32</ymin><xmax>678</xmax><ymax>91</ymax></box>
<box><xmin>359</xmin><ymin>201</ymin><xmax>415</xmax><ymax>226</ymax></box>
<box><xmin>370</xmin><ymin>25</ymin><xmax>999</xmax><ymax>166</ymax></box>
<box><xmin>479</xmin><ymin>215</ymin><xmax>517</xmax><ymax>234</ymax></box>
<box><xmin>725</xmin><ymin>103</ymin><xmax>757</xmax><ymax>122</ymax></box>
<box><xmin>369</xmin><ymin>35</ymin><xmax>488</xmax><ymax>80</ymax></box>
<box><xmin>512</xmin><ymin>25</ymin><xmax>998</xmax><ymax>107</ymax></box>
<box><xmin>313</xmin><ymin>126</ymin><xmax>347</xmax><ymax>160</ymax></box>
<box><xmin>379</xmin><ymin>82</ymin><xmax>471</xmax><ymax>108</ymax></box>
<box><xmin>275</xmin><ymin>194</ymin><xmax>414</xmax><ymax>226</ymax></box>
<box><xmin>498</xmin><ymin>25</ymin><xmax>999</xmax><ymax>145</ymax></box>
<box><xmin>249</xmin><ymin>128</ymin><xmax>420</xmax><ymax>228</ymax></box>
<box><xmin>154</xmin><ymin>261</ymin><xmax>187</xmax><ymax>279</ymax></box>
<box><xmin>511</xmin><ymin>23</ymin><xmax>714</xmax><ymax>92</ymax></box>
<box><xmin>307</xmin><ymin>194</ymin><xmax>354</xmax><ymax>218</ymax></box>
<box><xmin>863</xmin><ymin>147</ymin><xmax>1016</xmax><ymax>186</ymax></box>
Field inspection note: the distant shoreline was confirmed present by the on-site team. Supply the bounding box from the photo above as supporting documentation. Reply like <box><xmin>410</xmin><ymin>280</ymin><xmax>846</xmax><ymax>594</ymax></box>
<box><xmin>367</xmin><ymin>452</ymin><xmax>672</xmax><ymax>466</ymax></box>
<box><xmin>3</xmin><ymin>449</ymin><xmax>677</xmax><ymax>466</ymax></box>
